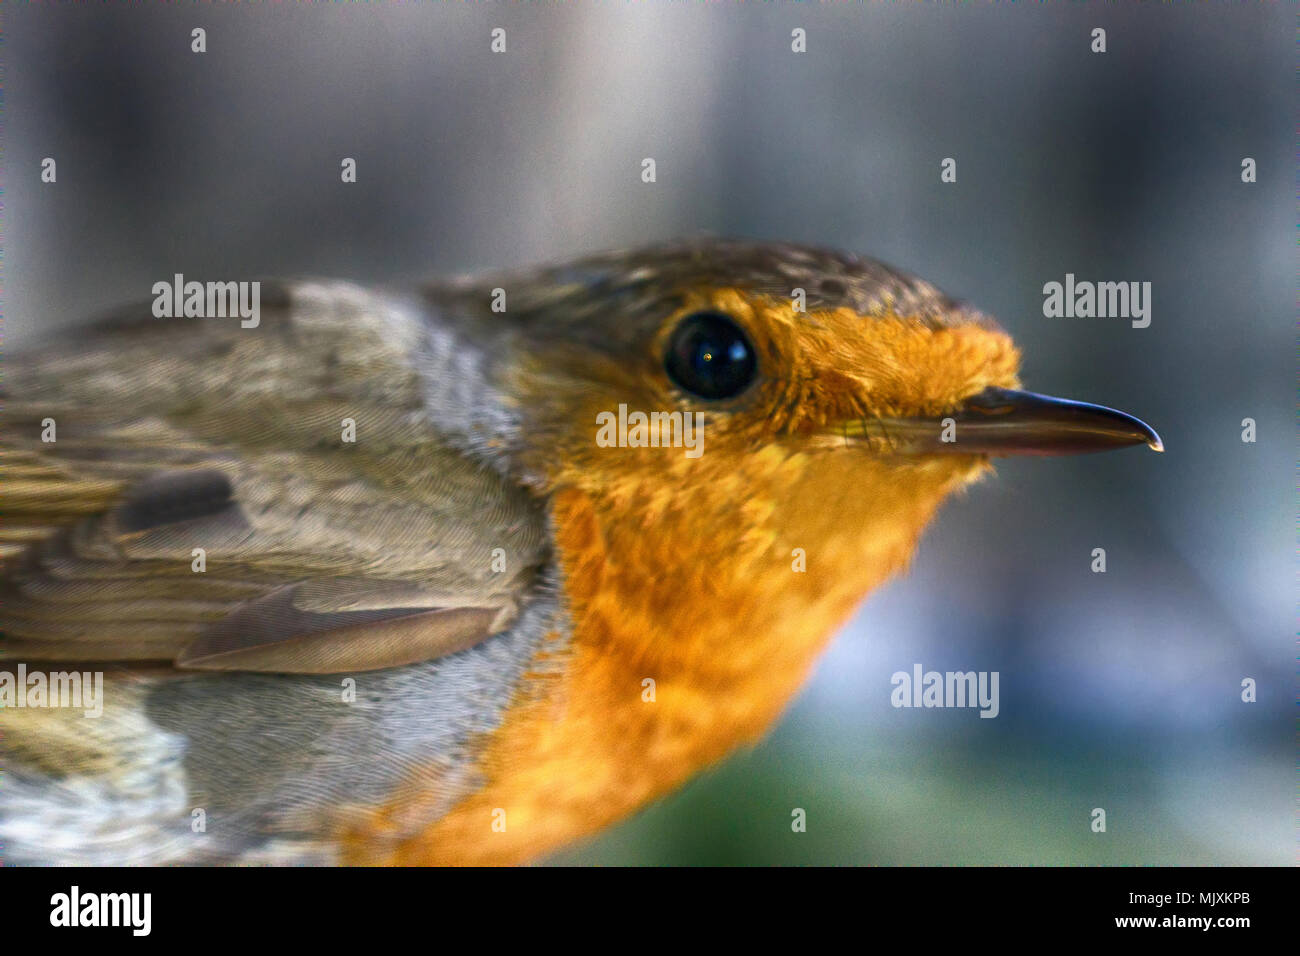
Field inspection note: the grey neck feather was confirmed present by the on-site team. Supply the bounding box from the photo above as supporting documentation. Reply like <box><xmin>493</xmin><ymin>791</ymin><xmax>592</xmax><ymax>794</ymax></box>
<box><xmin>386</xmin><ymin>292</ymin><xmax>525</xmax><ymax>479</ymax></box>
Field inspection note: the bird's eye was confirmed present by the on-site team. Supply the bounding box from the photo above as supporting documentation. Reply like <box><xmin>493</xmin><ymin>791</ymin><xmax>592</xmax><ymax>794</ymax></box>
<box><xmin>664</xmin><ymin>311</ymin><xmax>758</xmax><ymax>400</ymax></box>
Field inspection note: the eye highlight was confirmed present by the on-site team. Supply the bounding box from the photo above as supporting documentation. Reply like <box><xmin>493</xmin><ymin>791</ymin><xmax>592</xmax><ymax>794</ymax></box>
<box><xmin>664</xmin><ymin>311</ymin><xmax>758</xmax><ymax>400</ymax></box>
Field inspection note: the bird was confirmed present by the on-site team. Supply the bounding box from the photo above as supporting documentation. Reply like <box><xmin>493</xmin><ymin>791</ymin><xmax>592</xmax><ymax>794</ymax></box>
<box><xmin>0</xmin><ymin>239</ymin><xmax>1161</xmax><ymax>865</ymax></box>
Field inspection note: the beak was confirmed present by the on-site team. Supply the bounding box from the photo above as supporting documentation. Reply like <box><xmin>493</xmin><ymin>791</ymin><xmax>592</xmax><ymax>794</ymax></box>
<box><xmin>843</xmin><ymin>387</ymin><xmax>1164</xmax><ymax>457</ymax></box>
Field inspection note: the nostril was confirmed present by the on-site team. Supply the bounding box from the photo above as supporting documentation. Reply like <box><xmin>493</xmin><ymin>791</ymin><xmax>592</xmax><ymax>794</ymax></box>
<box><xmin>962</xmin><ymin>387</ymin><xmax>1019</xmax><ymax>414</ymax></box>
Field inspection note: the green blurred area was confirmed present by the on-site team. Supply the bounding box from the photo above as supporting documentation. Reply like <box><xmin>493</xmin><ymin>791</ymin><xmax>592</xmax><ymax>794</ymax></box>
<box><xmin>552</xmin><ymin>718</ymin><xmax>1287</xmax><ymax>866</ymax></box>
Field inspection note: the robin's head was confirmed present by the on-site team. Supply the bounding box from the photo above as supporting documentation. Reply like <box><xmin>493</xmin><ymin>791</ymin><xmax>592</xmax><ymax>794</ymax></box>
<box><xmin>432</xmin><ymin>239</ymin><xmax>1160</xmax><ymax>492</ymax></box>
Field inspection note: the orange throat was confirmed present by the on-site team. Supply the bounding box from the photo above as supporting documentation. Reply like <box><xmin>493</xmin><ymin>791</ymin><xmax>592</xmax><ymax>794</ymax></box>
<box><xmin>349</xmin><ymin>446</ymin><xmax>986</xmax><ymax>865</ymax></box>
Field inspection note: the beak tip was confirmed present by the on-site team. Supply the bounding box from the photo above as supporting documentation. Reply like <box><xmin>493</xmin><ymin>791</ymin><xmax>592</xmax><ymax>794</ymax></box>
<box><xmin>1146</xmin><ymin>435</ymin><xmax>1164</xmax><ymax>453</ymax></box>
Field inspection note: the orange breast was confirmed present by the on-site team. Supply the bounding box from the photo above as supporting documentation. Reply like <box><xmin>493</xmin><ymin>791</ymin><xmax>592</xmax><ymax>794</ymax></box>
<box><xmin>342</xmin><ymin>448</ymin><xmax>984</xmax><ymax>865</ymax></box>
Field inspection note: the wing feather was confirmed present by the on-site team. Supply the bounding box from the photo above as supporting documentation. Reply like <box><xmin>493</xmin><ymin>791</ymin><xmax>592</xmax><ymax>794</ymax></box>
<box><xmin>1</xmin><ymin>283</ymin><xmax>548</xmax><ymax>673</ymax></box>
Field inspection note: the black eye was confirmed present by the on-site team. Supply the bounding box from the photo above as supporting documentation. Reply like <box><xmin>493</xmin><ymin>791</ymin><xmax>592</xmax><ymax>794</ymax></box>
<box><xmin>664</xmin><ymin>311</ymin><xmax>758</xmax><ymax>400</ymax></box>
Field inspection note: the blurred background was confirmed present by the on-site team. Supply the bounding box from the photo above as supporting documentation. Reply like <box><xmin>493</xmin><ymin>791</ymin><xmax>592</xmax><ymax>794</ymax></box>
<box><xmin>6</xmin><ymin>3</ymin><xmax>1289</xmax><ymax>864</ymax></box>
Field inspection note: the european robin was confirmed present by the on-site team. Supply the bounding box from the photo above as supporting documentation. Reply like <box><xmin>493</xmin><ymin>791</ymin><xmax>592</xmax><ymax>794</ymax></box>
<box><xmin>0</xmin><ymin>239</ymin><xmax>1160</xmax><ymax>865</ymax></box>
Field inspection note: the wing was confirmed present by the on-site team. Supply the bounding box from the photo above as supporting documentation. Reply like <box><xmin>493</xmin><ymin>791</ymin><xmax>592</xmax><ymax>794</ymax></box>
<box><xmin>1</xmin><ymin>281</ymin><xmax>549</xmax><ymax>674</ymax></box>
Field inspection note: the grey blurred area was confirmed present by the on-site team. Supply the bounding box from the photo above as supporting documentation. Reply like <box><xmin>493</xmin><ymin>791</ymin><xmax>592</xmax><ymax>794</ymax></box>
<box><xmin>6</xmin><ymin>4</ymin><xmax>1290</xmax><ymax>864</ymax></box>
